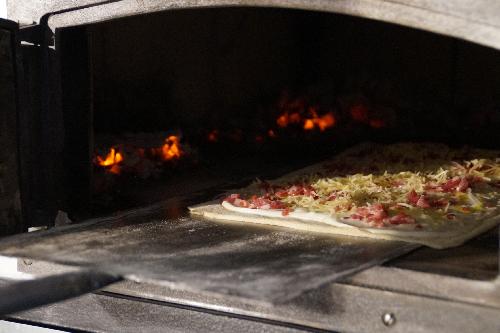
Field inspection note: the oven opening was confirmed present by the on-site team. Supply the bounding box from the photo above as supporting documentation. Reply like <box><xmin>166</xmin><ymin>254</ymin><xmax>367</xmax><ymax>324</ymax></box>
<box><xmin>57</xmin><ymin>7</ymin><xmax>500</xmax><ymax>220</ymax></box>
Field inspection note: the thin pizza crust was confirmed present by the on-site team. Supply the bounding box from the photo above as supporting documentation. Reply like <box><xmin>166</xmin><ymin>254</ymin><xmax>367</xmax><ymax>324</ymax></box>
<box><xmin>189</xmin><ymin>202</ymin><xmax>500</xmax><ymax>249</ymax></box>
<box><xmin>189</xmin><ymin>143</ymin><xmax>500</xmax><ymax>249</ymax></box>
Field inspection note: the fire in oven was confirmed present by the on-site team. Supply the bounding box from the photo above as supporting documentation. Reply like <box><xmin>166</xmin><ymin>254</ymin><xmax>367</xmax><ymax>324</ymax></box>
<box><xmin>0</xmin><ymin>2</ymin><xmax>499</xmax><ymax>333</ymax></box>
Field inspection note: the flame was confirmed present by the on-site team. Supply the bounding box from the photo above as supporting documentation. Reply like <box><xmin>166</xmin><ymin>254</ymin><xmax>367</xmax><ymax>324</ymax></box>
<box><xmin>277</xmin><ymin>112</ymin><xmax>302</xmax><ymax>127</ymax></box>
<box><xmin>303</xmin><ymin>108</ymin><xmax>336</xmax><ymax>132</ymax></box>
<box><xmin>276</xmin><ymin>100</ymin><xmax>336</xmax><ymax>132</ymax></box>
<box><xmin>97</xmin><ymin>148</ymin><xmax>123</xmax><ymax>167</ymax></box>
<box><xmin>160</xmin><ymin>135</ymin><xmax>182</xmax><ymax>160</ymax></box>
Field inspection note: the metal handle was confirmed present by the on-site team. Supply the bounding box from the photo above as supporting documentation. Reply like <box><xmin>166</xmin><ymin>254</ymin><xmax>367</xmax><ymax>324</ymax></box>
<box><xmin>0</xmin><ymin>270</ymin><xmax>122</xmax><ymax>316</ymax></box>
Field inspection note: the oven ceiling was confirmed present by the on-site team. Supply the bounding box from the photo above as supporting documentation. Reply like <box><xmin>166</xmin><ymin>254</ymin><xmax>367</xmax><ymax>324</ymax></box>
<box><xmin>7</xmin><ymin>0</ymin><xmax>500</xmax><ymax>51</ymax></box>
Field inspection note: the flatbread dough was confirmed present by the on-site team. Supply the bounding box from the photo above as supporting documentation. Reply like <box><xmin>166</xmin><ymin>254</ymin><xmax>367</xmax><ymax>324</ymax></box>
<box><xmin>190</xmin><ymin>202</ymin><xmax>500</xmax><ymax>249</ymax></box>
<box><xmin>189</xmin><ymin>143</ymin><xmax>500</xmax><ymax>249</ymax></box>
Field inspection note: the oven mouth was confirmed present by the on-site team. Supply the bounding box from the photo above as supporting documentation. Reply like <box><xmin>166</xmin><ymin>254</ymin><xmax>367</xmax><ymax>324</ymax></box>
<box><xmin>51</xmin><ymin>7</ymin><xmax>500</xmax><ymax>219</ymax></box>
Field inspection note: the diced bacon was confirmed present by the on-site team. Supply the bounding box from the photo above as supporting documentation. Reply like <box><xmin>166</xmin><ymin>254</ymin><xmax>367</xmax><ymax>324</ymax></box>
<box><xmin>242</xmin><ymin>195</ymin><xmax>289</xmax><ymax>210</ymax></box>
<box><xmin>456</xmin><ymin>177</ymin><xmax>469</xmax><ymax>192</ymax></box>
<box><xmin>352</xmin><ymin>204</ymin><xmax>388</xmax><ymax>223</ymax></box>
<box><xmin>407</xmin><ymin>190</ymin><xmax>419</xmax><ymax>205</ymax></box>
<box><xmin>282</xmin><ymin>208</ymin><xmax>293</xmax><ymax>216</ymax></box>
<box><xmin>442</xmin><ymin>177</ymin><xmax>461</xmax><ymax>191</ymax></box>
<box><xmin>369</xmin><ymin>204</ymin><xmax>388</xmax><ymax>221</ymax></box>
<box><xmin>408</xmin><ymin>190</ymin><xmax>443</xmax><ymax>208</ymax></box>
<box><xmin>446</xmin><ymin>213</ymin><xmax>456</xmax><ymax>220</ymax></box>
<box><xmin>275</xmin><ymin>190</ymin><xmax>288</xmax><ymax>198</ymax></box>
<box><xmin>388</xmin><ymin>212</ymin><xmax>416</xmax><ymax>225</ymax></box>
<box><xmin>269</xmin><ymin>200</ymin><xmax>288</xmax><ymax>209</ymax></box>
<box><xmin>327</xmin><ymin>193</ymin><xmax>337</xmax><ymax>201</ymax></box>
<box><xmin>416</xmin><ymin>195</ymin><xmax>431</xmax><ymax>208</ymax></box>
<box><xmin>442</xmin><ymin>177</ymin><xmax>467</xmax><ymax>192</ymax></box>
<box><xmin>431</xmin><ymin>198</ymin><xmax>448</xmax><ymax>208</ymax></box>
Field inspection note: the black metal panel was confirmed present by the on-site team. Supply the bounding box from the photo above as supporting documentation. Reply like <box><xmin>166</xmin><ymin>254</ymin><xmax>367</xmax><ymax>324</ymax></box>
<box><xmin>0</xmin><ymin>19</ymin><xmax>24</xmax><ymax>235</ymax></box>
<box><xmin>58</xmin><ymin>26</ymin><xmax>93</xmax><ymax>220</ymax></box>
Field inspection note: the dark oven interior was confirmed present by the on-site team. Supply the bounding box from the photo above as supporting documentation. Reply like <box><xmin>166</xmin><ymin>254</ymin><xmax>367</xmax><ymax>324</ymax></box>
<box><xmin>34</xmin><ymin>7</ymin><xmax>500</xmax><ymax>225</ymax></box>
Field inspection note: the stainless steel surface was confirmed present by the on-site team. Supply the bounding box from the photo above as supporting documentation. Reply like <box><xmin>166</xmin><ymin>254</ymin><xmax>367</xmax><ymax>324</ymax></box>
<box><xmin>9</xmin><ymin>292</ymin><xmax>325</xmax><ymax>333</ymax></box>
<box><xmin>10</xmin><ymin>230</ymin><xmax>500</xmax><ymax>332</ymax></box>
<box><xmin>0</xmin><ymin>270</ymin><xmax>121</xmax><ymax>316</ymax></box>
<box><xmin>0</xmin><ymin>196</ymin><xmax>418</xmax><ymax>303</ymax></box>
<box><xmin>8</xmin><ymin>277</ymin><xmax>500</xmax><ymax>333</ymax></box>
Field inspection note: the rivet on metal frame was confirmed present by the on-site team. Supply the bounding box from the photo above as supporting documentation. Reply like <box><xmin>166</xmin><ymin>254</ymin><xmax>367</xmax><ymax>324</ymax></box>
<box><xmin>382</xmin><ymin>312</ymin><xmax>396</xmax><ymax>327</ymax></box>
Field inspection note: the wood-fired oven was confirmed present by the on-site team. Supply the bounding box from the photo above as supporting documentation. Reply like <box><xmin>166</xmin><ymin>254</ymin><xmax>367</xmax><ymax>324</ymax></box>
<box><xmin>0</xmin><ymin>1</ymin><xmax>499</xmax><ymax>332</ymax></box>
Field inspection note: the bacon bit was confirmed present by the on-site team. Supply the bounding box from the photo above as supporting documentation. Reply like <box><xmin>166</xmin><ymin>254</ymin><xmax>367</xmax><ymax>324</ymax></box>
<box><xmin>457</xmin><ymin>177</ymin><xmax>469</xmax><ymax>192</ymax></box>
<box><xmin>431</xmin><ymin>198</ymin><xmax>448</xmax><ymax>208</ymax></box>
<box><xmin>276</xmin><ymin>184</ymin><xmax>317</xmax><ymax>198</ymax></box>
<box><xmin>326</xmin><ymin>192</ymin><xmax>338</xmax><ymax>201</ymax></box>
<box><xmin>416</xmin><ymin>195</ymin><xmax>431</xmax><ymax>208</ymax></box>
<box><xmin>407</xmin><ymin>190</ymin><xmax>419</xmax><ymax>205</ymax></box>
<box><xmin>352</xmin><ymin>204</ymin><xmax>388</xmax><ymax>223</ymax></box>
<box><xmin>282</xmin><ymin>208</ymin><xmax>293</xmax><ymax>216</ymax></box>
<box><xmin>388</xmin><ymin>212</ymin><xmax>416</xmax><ymax>225</ymax></box>
<box><xmin>446</xmin><ymin>213</ymin><xmax>456</xmax><ymax>220</ymax></box>
<box><xmin>275</xmin><ymin>190</ymin><xmax>288</xmax><ymax>198</ymax></box>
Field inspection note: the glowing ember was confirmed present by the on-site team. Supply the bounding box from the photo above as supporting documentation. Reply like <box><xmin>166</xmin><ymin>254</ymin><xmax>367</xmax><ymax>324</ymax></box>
<box><xmin>369</xmin><ymin>119</ymin><xmax>385</xmax><ymax>128</ymax></box>
<box><xmin>302</xmin><ymin>108</ymin><xmax>336</xmax><ymax>132</ymax></box>
<box><xmin>96</xmin><ymin>148</ymin><xmax>123</xmax><ymax>167</ymax></box>
<box><xmin>267</xmin><ymin>129</ymin><xmax>276</xmax><ymax>138</ymax></box>
<box><xmin>160</xmin><ymin>135</ymin><xmax>182</xmax><ymax>161</ymax></box>
<box><xmin>276</xmin><ymin>102</ymin><xmax>335</xmax><ymax>132</ymax></box>
<box><xmin>350</xmin><ymin>104</ymin><xmax>369</xmax><ymax>122</ymax></box>
<box><xmin>207</xmin><ymin>130</ymin><xmax>219</xmax><ymax>142</ymax></box>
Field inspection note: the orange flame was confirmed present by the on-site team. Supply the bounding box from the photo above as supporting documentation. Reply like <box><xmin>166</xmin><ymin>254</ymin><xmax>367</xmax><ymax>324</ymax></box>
<box><xmin>276</xmin><ymin>101</ymin><xmax>335</xmax><ymax>132</ymax></box>
<box><xmin>96</xmin><ymin>148</ymin><xmax>123</xmax><ymax>174</ymax></box>
<box><xmin>160</xmin><ymin>135</ymin><xmax>182</xmax><ymax>161</ymax></box>
<box><xmin>97</xmin><ymin>148</ymin><xmax>123</xmax><ymax>167</ymax></box>
<box><xmin>303</xmin><ymin>108</ymin><xmax>336</xmax><ymax>131</ymax></box>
